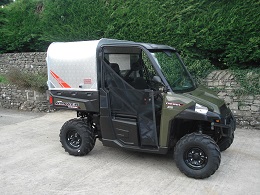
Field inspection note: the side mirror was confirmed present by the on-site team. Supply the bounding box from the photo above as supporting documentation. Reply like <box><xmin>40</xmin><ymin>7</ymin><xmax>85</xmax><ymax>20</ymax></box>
<box><xmin>163</xmin><ymin>86</ymin><xmax>169</xmax><ymax>93</ymax></box>
<box><xmin>152</xmin><ymin>76</ymin><xmax>168</xmax><ymax>93</ymax></box>
<box><xmin>152</xmin><ymin>76</ymin><xmax>162</xmax><ymax>84</ymax></box>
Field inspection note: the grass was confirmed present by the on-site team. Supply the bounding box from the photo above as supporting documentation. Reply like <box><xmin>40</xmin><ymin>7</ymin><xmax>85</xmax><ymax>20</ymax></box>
<box><xmin>0</xmin><ymin>74</ymin><xmax>8</xmax><ymax>83</ymax></box>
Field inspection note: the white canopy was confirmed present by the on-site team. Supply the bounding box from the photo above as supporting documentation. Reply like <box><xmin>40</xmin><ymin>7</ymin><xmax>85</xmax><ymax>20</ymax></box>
<box><xmin>47</xmin><ymin>40</ymin><xmax>99</xmax><ymax>91</ymax></box>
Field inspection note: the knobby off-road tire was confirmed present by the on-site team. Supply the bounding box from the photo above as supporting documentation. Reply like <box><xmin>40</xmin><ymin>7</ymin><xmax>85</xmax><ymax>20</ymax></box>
<box><xmin>60</xmin><ymin>118</ymin><xmax>96</xmax><ymax>156</ymax></box>
<box><xmin>218</xmin><ymin>133</ymin><xmax>234</xmax><ymax>152</ymax></box>
<box><xmin>174</xmin><ymin>133</ymin><xmax>221</xmax><ymax>179</ymax></box>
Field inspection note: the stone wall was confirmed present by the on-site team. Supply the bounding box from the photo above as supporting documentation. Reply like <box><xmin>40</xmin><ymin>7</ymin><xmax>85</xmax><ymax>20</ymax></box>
<box><xmin>0</xmin><ymin>52</ymin><xmax>259</xmax><ymax>129</ymax></box>
<box><xmin>205</xmin><ymin>70</ymin><xmax>260</xmax><ymax>129</ymax></box>
<box><xmin>0</xmin><ymin>52</ymin><xmax>47</xmax><ymax>74</ymax></box>
<box><xmin>0</xmin><ymin>84</ymin><xmax>48</xmax><ymax>112</ymax></box>
<box><xmin>0</xmin><ymin>52</ymin><xmax>49</xmax><ymax>111</ymax></box>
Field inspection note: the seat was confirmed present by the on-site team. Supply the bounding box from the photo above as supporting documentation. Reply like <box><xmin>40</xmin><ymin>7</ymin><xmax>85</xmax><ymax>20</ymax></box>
<box><xmin>132</xmin><ymin>77</ymin><xmax>148</xmax><ymax>89</ymax></box>
<box><xmin>110</xmin><ymin>63</ymin><xmax>121</xmax><ymax>76</ymax></box>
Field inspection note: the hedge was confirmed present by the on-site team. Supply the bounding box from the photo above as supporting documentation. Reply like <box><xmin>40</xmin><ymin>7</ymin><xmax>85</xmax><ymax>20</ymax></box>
<box><xmin>0</xmin><ymin>0</ymin><xmax>259</xmax><ymax>68</ymax></box>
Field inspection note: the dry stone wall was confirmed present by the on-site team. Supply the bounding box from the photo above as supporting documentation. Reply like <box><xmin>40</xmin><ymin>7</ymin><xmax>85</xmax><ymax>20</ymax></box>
<box><xmin>0</xmin><ymin>83</ymin><xmax>48</xmax><ymax>112</ymax></box>
<box><xmin>205</xmin><ymin>70</ymin><xmax>260</xmax><ymax>129</ymax></box>
<box><xmin>0</xmin><ymin>52</ymin><xmax>48</xmax><ymax>111</ymax></box>
<box><xmin>0</xmin><ymin>52</ymin><xmax>47</xmax><ymax>74</ymax></box>
<box><xmin>0</xmin><ymin>52</ymin><xmax>259</xmax><ymax>129</ymax></box>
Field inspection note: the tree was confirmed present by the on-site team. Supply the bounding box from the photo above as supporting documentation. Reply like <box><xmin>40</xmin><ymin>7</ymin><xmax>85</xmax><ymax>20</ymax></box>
<box><xmin>0</xmin><ymin>0</ymin><xmax>13</xmax><ymax>6</ymax></box>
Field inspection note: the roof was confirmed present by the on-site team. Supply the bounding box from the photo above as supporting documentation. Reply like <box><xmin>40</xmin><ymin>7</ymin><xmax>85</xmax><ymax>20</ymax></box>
<box><xmin>98</xmin><ymin>38</ymin><xmax>176</xmax><ymax>51</ymax></box>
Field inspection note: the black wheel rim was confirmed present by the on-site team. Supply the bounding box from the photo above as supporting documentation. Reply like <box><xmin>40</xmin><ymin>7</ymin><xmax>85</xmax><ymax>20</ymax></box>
<box><xmin>184</xmin><ymin>147</ymin><xmax>208</xmax><ymax>170</ymax></box>
<box><xmin>66</xmin><ymin>130</ymin><xmax>82</xmax><ymax>149</ymax></box>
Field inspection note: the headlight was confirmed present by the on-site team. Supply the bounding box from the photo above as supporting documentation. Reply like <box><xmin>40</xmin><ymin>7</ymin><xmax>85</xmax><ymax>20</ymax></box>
<box><xmin>195</xmin><ymin>103</ymin><xmax>208</xmax><ymax>114</ymax></box>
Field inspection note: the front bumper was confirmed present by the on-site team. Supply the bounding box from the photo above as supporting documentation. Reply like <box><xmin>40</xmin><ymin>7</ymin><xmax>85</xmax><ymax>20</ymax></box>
<box><xmin>213</xmin><ymin>105</ymin><xmax>236</xmax><ymax>137</ymax></box>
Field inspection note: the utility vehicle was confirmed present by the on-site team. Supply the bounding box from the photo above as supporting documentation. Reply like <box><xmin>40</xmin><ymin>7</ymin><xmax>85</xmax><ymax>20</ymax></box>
<box><xmin>47</xmin><ymin>38</ymin><xmax>236</xmax><ymax>179</ymax></box>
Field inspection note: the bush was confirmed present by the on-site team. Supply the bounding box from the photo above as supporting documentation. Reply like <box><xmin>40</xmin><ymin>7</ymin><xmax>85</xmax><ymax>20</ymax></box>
<box><xmin>40</xmin><ymin>0</ymin><xmax>109</xmax><ymax>42</ymax></box>
<box><xmin>100</xmin><ymin>0</ymin><xmax>260</xmax><ymax>67</ymax></box>
<box><xmin>231</xmin><ymin>67</ymin><xmax>260</xmax><ymax>95</ymax></box>
<box><xmin>183</xmin><ymin>56</ymin><xmax>216</xmax><ymax>84</ymax></box>
<box><xmin>0</xmin><ymin>0</ymin><xmax>12</xmax><ymax>6</ymax></box>
<box><xmin>0</xmin><ymin>0</ymin><xmax>259</xmax><ymax>73</ymax></box>
<box><xmin>0</xmin><ymin>75</ymin><xmax>8</xmax><ymax>83</ymax></box>
<box><xmin>0</xmin><ymin>0</ymin><xmax>48</xmax><ymax>53</ymax></box>
<box><xmin>6</xmin><ymin>68</ymin><xmax>47</xmax><ymax>92</ymax></box>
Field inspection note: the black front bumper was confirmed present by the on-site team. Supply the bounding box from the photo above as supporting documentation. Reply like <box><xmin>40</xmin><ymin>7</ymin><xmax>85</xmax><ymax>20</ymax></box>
<box><xmin>214</xmin><ymin>105</ymin><xmax>236</xmax><ymax>137</ymax></box>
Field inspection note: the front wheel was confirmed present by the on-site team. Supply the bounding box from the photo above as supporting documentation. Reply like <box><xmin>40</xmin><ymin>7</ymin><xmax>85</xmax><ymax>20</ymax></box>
<box><xmin>218</xmin><ymin>133</ymin><xmax>234</xmax><ymax>152</ymax></box>
<box><xmin>60</xmin><ymin>118</ymin><xmax>96</xmax><ymax>156</ymax></box>
<box><xmin>174</xmin><ymin>133</ymin><xmax>221</xmax><ymax>179</ymax></box>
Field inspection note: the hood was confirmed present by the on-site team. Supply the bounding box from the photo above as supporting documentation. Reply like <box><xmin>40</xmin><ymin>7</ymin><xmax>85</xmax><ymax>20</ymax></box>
<box><xmin>183</xmin><ymin>86</ymin><xmax>224</xmax><ymax>114</ymax></box>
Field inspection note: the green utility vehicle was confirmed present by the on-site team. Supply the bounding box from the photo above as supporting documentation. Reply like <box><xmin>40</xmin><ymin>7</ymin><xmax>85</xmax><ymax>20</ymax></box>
<box><xmin>47</xmin><ymin>38</ymin><xmax>236</xmax><ymax>179</ymax></box>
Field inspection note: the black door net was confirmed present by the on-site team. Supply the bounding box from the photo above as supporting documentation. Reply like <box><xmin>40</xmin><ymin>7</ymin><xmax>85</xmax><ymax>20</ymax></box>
<box><xmin>103</xmin><ymin>63</ymin><xmax>158</xmax><ymax>147</ymax></box>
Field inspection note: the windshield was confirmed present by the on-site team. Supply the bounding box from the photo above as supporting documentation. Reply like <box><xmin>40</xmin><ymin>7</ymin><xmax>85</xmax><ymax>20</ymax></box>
<box><xmin>151</xmin><ymin>50</ymin><xmax>196</xmax><ymax>92</ymax></box>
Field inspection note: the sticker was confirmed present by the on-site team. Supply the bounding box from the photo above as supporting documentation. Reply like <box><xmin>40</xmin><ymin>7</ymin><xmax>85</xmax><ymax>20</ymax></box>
<box><xmin>84</xmin><ymin>78</ymin><xmax>92</xmax><ymax>84</ymax></box>
<box><xmin>55</xmin><ymin>101</ymin><xmax>80</xmax><ymax>109</ymax></box>
<box><xmin>50</xmin><ymin>70</ymin><xmax>71</xmax><ymax>88</ymax></box>
<box><xmin>166</xmin><ymin>102</ymin><xmax>184</xmax><ymax>107</ymax></box>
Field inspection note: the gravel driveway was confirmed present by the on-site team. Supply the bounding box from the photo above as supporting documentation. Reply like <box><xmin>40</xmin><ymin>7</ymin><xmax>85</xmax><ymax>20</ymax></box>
<box><xmin>0</xmin><ymin>109</ymin><xmax>259</xmax><ymax>195</ymax></box>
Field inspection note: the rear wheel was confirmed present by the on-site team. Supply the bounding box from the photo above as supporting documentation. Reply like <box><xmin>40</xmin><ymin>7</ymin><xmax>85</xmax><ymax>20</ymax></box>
<box><xmin>174</xmin><ymin>133</ymin><xmax>221</xmax><ymax>179</ymax></box>
<box><xmin>60</xmin><ymin>118</ymin><xmax>96</xmax><ymax>156</ymax></box>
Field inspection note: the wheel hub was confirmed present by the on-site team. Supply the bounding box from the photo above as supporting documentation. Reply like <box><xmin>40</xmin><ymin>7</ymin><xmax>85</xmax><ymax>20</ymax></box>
<box><xmin>67</xmin><ymin>130</ymin><xmax>82</xmax><ymax>148</ymax></box>
<box><xmin>185</xmin><ymin>147</ymin><xmax>208</xmax><ymax>170</ymax></box>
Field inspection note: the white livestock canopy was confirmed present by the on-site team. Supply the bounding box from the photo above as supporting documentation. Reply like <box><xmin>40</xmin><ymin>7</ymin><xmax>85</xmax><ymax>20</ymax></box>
<box><xmin>47</xmin><ymin>40</ymin><xmax>99</xmax><ymax>91</ymax></box>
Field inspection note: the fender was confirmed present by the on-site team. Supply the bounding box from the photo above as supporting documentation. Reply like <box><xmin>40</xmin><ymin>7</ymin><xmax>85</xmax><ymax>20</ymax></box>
<box><xmin>175</xmin><ymin>109</ymin><xmax>220</xmax><ymax>122</ymax></box>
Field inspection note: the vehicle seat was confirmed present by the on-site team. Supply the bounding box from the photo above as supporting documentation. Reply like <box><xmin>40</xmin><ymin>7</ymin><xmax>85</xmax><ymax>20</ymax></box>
<box><xmin>110</xmin><ymin>63</ymin><xmax>121</xmax><ymax>76</ymax></box>
<box><xmin>132</xmin><ymin>77</ymin><xmax>149</xmax><ymax>89</ymax></box>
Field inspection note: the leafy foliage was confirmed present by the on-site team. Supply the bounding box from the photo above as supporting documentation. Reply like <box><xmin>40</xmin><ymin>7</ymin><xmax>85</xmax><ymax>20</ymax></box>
<box><xmin>0</xmin><ymin>0</ymin><xmax>13</xmax><ymax>6</ymax></box>
<box><xmin>0</xmin><ymin>74</ymin><xmax>8</xmax><ymax>83</ymax></box>
<box><xmin>40</xmin><ymin>0</ymin><xmax>109</xmax><ymax>42</ymax></box>
<box><xmin>1</xmin><ymin>0</ymin><xmax>259</xmax><ymax>67</ymax></box>
<box><xmin>0</xmin><ymin>0</ymin><xmax>48</xmax><ymax>52</ymax></box>
<box><xmin>0</xmin><ymin>0</ymin><xmax>259</xmax><ymax>94</ymax></box>
<box><xmin>184</xmin><ymin>57</ymin><xmax>215</xmax><ymax>84</ymax></box>
<box><xmin>6</xmin><ymin>68</ymin><xmax>47</xmax><ymax>92</ymax></box>
<box><xmin>231</xmin><ymin>67</ymin><xmax>260</xmax><ymax>95</ymax></box>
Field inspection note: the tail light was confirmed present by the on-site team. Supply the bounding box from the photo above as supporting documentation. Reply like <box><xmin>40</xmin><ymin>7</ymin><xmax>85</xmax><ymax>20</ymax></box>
<box><xmin>49</xmin><ymin>95</ymin><xmax>53</xmax><ymax>105</ymax></box>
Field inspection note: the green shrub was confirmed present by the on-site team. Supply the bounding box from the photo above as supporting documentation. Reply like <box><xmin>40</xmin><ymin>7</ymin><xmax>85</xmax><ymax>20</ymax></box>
<box><xmin>0</xmin><ymin>0</ymin><xmax>259</xmax><ymax>68</ymax></box>
<box><xmin>40</xmin><ymin>0</ymin><xmax>109</xmax><ymax>42</ymax></box>
<box><xmin>102</xmin><ymin>0</ymin><xmax>260</xmax><ymax>67</ymax></box>
<box><xmin>183</xmin><ymin>56</ymin><xmax>216</xmax><ymax>84</ymax></box>
<box><xmin>6</xmin><ymin>68</ymin><xmax>47</xmax><ymax>92</ymax></box>
<box><xmin>231</xmin><ymin>67</ymin><xmax>260</xmax><ymax>95</ymax></box>
<box><xmin>0</xmin><ymin>74</ymin><xmax>8</xmax><ymax>83</ymax></box>
<box><xmin>0</xmin><ymin>0</ymin><xmax>12</xmax><ymax>6</ymax></box>
<box><xmin>0</xmin><ymin>0</ymin><xmax>48</xmax><ymax>53</ymax></box>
